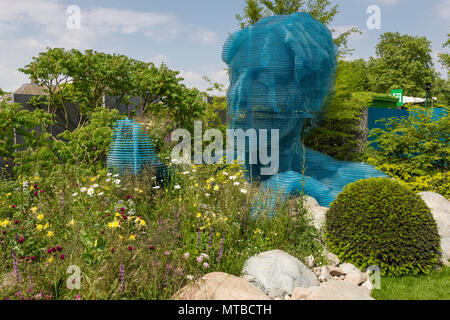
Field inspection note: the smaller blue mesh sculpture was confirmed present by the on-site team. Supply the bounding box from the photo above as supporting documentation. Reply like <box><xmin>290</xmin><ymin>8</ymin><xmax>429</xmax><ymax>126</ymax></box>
<box><xmin>107</xmin><ymin>119</ymin><xmax>167</xmax><ymax>177</ymax></box>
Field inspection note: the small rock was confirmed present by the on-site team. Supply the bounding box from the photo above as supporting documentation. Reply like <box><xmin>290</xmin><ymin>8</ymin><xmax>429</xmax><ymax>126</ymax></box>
<box><xmin>291</xmin><ymin>287</ymin><xmax>312</xmax><ymax>300</ymax></box>
<box><xmin>333</xmin><ymin>276</ymin><xmax>338</xmax><ymax>280</ymax></box>
<box><xmin>284</xmin><ymin>295</ymin><xmax>291</xmax><ymax>300</ymax></box>
<box><xmin>306</xmin><ymin>255</ymin><xmax>315</xmax><ymax>268</ymax></box>
<box><xmin>340</xmin><ymin>263</ymin><xmax>359</xmax><ymax>275</ymax></box>
<box><xmin>361</xmin><ymin>279</ymin><xmax>374</xmax><ymax>291</ymax></box>
<box><xmin>328</xmin><ymin>266</ymin><xmax>345</xmax><ymax>277</ymax></box>
<box><xmin>345</xmin><ymin>270</ymin><xmax>367</xmax><ymax>286</ymax></box>
<box><xmin>339</xmin><ymin>275</ymin><xmax>345</xmax><ymax>280</ymax></box>
<box><xmin>323</xmin><ymin>249</ymin><xmax>340</xmax><ymax>266</ymax></box>
<box><xmin>319</xmin><ymin>266</ymin><xmax>331</xmax><ymax>282</ymax></box>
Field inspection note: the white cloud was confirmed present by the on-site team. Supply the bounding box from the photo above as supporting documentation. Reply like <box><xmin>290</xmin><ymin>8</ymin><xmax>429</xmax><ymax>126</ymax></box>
<box><xmin>0</xmin><ymin>0</ymin><xmax>218</xmax><ymax>91</ymax></box>
<box><xmin>180</xmin><ymin>68</ymin><xmax>229</xmax><ymax>96</ymax></box>
<box><xmin>434</xmin><ymin>0</ymin><xmax>450</xmax><ymax>19</ymax></box>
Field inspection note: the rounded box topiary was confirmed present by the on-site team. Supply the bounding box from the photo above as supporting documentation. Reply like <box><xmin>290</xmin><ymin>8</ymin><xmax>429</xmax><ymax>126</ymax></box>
<box><xmin>325</xmin><ymin>177</ymin><xmax>441</xmax><ymax>276</ymax></box>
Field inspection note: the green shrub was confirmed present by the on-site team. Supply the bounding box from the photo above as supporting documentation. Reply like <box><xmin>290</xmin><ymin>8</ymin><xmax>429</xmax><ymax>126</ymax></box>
<box><xmin>325</xmin><ymin>177</ymin><xmax>441</xmax><ymax>276</ymax></box>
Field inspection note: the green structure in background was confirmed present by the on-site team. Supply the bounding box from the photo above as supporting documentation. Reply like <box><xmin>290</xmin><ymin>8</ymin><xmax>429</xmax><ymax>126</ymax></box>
<box><xmin>391</xmin><ymin>89</ymin><xmax>404</xmax><ymax>107</ymax></box>
<box><xmin>369</xmin><ymin>94</ymin><xmax>399</xmax><ymax>109</ymax></box>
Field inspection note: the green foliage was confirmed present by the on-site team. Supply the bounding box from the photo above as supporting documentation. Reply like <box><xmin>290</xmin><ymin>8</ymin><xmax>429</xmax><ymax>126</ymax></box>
<box><xmin>325</xmin><ymin>178</ymin><xmax>441</xmax><ymax>276</ymax></box>
<box><xmin>304</xmin><ymin>61</ymin><xmax>375</xmax><ymax>160</ymax></box>
<box><xmin>235</xmin><ymin>0</ymin><xmax>357</xmax><ymax>57</ymax></box>
<box><xmin>438</xmin><ymin>33</ymin><xmax>450</xmax><ymax>79</ymax></box>
<box><xmin>433</xmin><ymin>77</ymin><xmax>450</xmax><ymax>106</ymax></box>
<box><xmin>371</xmin><ymin>266</ymin><xmax>450</xmax><ymax>300</ymax></box>
<box><xmin>0</xmin><ymin>162</ymin><xmax>323</xmax><ymax>299</ymax></box>
<box><xmin>19</xmin><ymin>48</ymin><xmax>207</xmax><ymax>131</ymax></box>
<box><xmin>367</xmin><ymin>106</ymin><xmax>449</xmax><ymax>174</ymax></box>
<box><xmin>368</xmin><ymin>32</ymin><xmax>435</xmax><ymax>97</ymax></box>
<box><xmin>366</xmin><ymin>105</ymin><xmax>450</xmax><ymax>197</ymax></box>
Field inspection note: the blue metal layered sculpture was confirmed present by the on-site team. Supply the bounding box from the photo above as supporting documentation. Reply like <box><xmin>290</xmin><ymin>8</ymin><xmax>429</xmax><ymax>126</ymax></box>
<box><xmin>107</xmin><ymin>119</ymin><xmax>167</xmax><ymax>177</ymax></box>
<box><xmin>223</xmin><ymin>13</ymin><xmax>386</xmax><ymax>207</ymax></box>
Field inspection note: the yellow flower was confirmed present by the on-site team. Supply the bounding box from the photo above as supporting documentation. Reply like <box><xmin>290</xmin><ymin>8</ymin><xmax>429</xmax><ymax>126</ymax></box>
<box><xmin>47</xmin><ymin>231</ymin><xmax>54</xmax><ymax>238</ymax></box>
<box><xmin>68</xmin><ymin>219</ymin><xmax>75</xmax><ymax>226</ymax></box>
<box><xmin>43</xmin><ymin>223</ymin><xmax>49</xmax><ymax>230</ymax></box>
<box><xmin>94</xmin><ymin>240</ymin><xmax>98</xmax><ymax>247</ymax></box>
<box><xmin>34</xmin><ymin>176</ymin><xmax>39</xmax><ymax>181</ymax></box>
<box><xmin>30</xmin><ymin>207</ymin><xmax>38</xmax><ymax>213</ymax></box>
<box><xmin>37</xmin><ymin>214</ymin><xmax>44</xmax><ymax>220</ymax></box>
<box><xmin>196</xmin><ymin>212</ymin><xmax>202</xmax><ymax>218</ymax></box>
<box><xmin>108</xmin><ymin>220</ymin><xmax>120</xmax><ymax>229</ymax></box>
<box><xmin>119</xmin><ymin>235</ymin><xmax>124</xmax><ymax>240</ymax></box>
<box><xmin>48</xmin><ymin>257</ymin><xmax>54</xmax><ymax>263</ymax></box>
<box><xmin>1</xmin><ymin>219</ymin><xmax>11</xmax><ymax>227</ymax></box>
<box><xmin>213</xmin><ymin>185</ymin><xmax>220</xmax><ymax>191</ymax></box>
<box><xmin>216</xmin><ymin>232</ymin><xmax>220</xmax><ymax>237</ymax></box>
<box><xmin>129</xmin><ymin>235</ymin><xmax>136</xmax><ymax>241</ymax></box>
<box><xmin>36</xmin><ymin>224</ymin><xmax>43</xmax><ymax>231</ymax></box>
<box><xmin>6</xmin><ymin>192</ymin><xmax>11</xmax><ymax>197</ymax></box>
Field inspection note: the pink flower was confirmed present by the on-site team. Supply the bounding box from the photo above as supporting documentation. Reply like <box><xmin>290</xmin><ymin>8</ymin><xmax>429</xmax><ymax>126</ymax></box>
<box><xmin>203</xmin><ymin>262</ymin><xmax>209</xmax><ymax>269</ymax></box>
<box><xmin>196</xmin><ymin>255</ymin><xmax>204</xmax><ymax>263</ymax></box>
<box><xmin>11</xmin><ymin>204</ymin><xmax>17</xmax><ymax>208</ymax></box>
<box><xmin>183</xmin><ymin>252</ymin><xmax>190</xmax><ymax>259</ymax></box>
<box><xmin>164</xmin><ymin>251</ymin><xmax>171</xmax><ymax>256</ymax></box>
<box><xmin>59</xmin><ymin>255</ymin><xmax>66</xmax><ymax>260</ymax></box>
<box><xmin>18</xmin><ymin>236</ymin><xmax>25</xmax><ymax>244</ymax></box>
<box><xmin>74</xmin><ymin>294</ymin><xmax>81</xmax><ymax>300</ymax></box>
<box><xmin>127</xmin><ymin>246</ymin><xmax>133</xmax><ymax>251</ymax></box>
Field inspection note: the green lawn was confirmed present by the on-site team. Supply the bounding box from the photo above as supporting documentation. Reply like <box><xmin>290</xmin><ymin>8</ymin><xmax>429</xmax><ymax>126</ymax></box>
<box><xmin>372</xmin><ymin>267</ymin><xmax>450</xmax><ymax>300</ymax></box>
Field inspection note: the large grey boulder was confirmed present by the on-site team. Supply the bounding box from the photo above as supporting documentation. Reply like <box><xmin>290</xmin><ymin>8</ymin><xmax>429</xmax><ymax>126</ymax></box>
<box><xmin>241</xmin><ymin>249</ymin><xmax>320</xmax><ymax>299</ymax></box>
<box><xmin>418</xmin><ymin>192</ymin><xmax>450</xmax><ymax>261</ymax></box>
<box><xmin>307</xmin><ymin>280</ymin><xmax>374</xmax><ymax>300</ymax></box>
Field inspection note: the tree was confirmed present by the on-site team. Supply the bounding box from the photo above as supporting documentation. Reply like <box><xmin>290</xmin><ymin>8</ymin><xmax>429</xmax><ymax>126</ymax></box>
<box><xmin>438</xmin><ymin>33</ymin><xmax>450</xmax><ymax>79</ymax></box>
<box><xmin>0</xmin><ymin>88</ymin><xmax>5</xmax><ymax>96</ymax></box>
<box><xmin>433</xmin><ymin>77</ymin><xmax>450</xmax><ymax>106</ymax></box>
<box><xmin>367</xmin><ymin>32</ymin><xmax>435</xmax><ymax>97</ymax></box>
<box><xmin>19</xmin><ymin>48</ymin><xmax>207</xmax><ymax>132</ymax></box>
<box><xmin>235</xmin><ymin>0</ymin><xmax>359</xmax><ymax>57</ymax></box>
<box><xmin>335</xmin><ymin>59</ymin><xmax>370</xmax><ymax>94</ymax></box>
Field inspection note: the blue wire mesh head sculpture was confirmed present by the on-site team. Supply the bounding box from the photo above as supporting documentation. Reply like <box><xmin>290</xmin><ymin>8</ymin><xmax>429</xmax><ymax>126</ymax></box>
<box><xmin>107</xmin><ymin>119</ymin><xmax>167</xmax><ymax>177</ymax></box>
<box><xmin>223</xmin><ymin>13</ymin><xmax>386</xmax><ymax>207</ymax></box>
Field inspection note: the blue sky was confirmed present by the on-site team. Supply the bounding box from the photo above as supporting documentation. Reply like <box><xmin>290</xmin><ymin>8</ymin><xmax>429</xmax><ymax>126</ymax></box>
<box><xmin>0</xmin><ymin>0</ymin><xmax>449</xmax><ymax>94</ymax></box>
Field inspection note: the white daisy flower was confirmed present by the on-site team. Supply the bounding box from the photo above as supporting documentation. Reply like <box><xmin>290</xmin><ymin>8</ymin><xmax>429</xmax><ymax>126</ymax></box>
<box><xmin>229</xmin><ymin>175</ymin><xmax>237</xmax><ymax>180</ymax></box>
<box><xmin>153</xmin><ymin>186</ymin><xmax>161</xmax><ymax>190</ymax></box>
<box><xmin>97</xmin><ymin>192</ymin><xmax>104</xmax><ymax>196</ymax></box>
<box><xmin>72</xmin><ymin>192</ymin><xmax>78</xmax><ymax>197</ymax></box>
<box><xmin>233</xmin><ymin>182</ymin><xmax>240</xmax><ymax>186</ymax></box>
<box><xmin>107</xmin><ymin>173</ymin><xmax>112</xmax><ymax>177</ymax></box>
<box><xmin>92</xmin><ymin>184</ymin><xmax>99</xmax><ymax>188</ymax></box>
<box><xmin>113</xmin><ymin>174</ymin><xmax>119</xmax><ymax>178</ymax></box>
<box><xmin>174</xmin><ymin>185</ymin><xmax>181</xmax><ymax>189</ymax></box>
<box><xmin>240</xmin><ymin>188</ymin><xmax>248</xmax><ymax>194</ymax></box>
<box><xmin>114</xmin><ymin>179</ymin><xmax>121</xmax><ymax>185</ymax></box>
<box><xmin>105</xmin><ymin>178</ymin><xmax>111</xmax><ymax>182</ymax></box>
<box><xmin>87</xmin><ymin>187</ymin><xmax>95</xmax><ymax>196</ymax></box>
<box><xmin>187</xmin><ymin>275</ymin><xmax>194</xmax><ymax>280</ymax></box>
<box><xmin>205</xmin><ymin>193</ymin><xmax>211</xmax><ymax>197</ymax></box>
<box><xmin>80</xmin><ymin>187</ymin><xmax>87</xmax><ymax>193</ymax></box>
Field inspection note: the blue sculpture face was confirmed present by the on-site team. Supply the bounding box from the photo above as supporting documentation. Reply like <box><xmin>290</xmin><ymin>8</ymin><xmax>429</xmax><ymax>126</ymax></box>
<box><xmin>223</xmin><ymin>13</ymin><xmax>337</xmax><ymax>177</ymax></box>
<box><xmin>223</xmin><ymin>12</ymin><xmax>337</xmax><ymax>117</ymax></box>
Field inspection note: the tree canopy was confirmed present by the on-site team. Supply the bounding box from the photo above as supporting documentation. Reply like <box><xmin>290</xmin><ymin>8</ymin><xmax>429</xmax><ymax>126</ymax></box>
<box><xmin>368</xmin><ymin>32</ymin><xmax>435</xmax><ymax>97</ymax></box>
<box><xmin>19</xmin><ymin>48</ymin><xmax>206</xmax><ymax>132</ymax></box>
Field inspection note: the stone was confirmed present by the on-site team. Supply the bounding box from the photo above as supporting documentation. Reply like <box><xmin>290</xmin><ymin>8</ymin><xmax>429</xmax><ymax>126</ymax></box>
<box><xmin>303</xmin><ymin>196</ymin><xmax>328</xmax><ymax>230</ymax></box>
<box><xmin>318</xmin><ymin>266</ymin><xmax>331</xmax><ymax>282</ymax></box>
<box><xmin>291</xmin><ymin>287</ymin><xmax>312</xmax><ymax>300</ymax></box>
<box><xmin>361</xmin><ymin>279</ymin><xmax>374</xmax><ymax>292</ymax></box>
<box><xmin>307</xmin><ymin>280</ymin><xmax>374</xmax><ymax>300</ymax></box>
<box><xmin>340</xmin><ymin>263</ymin><xmax>359</xmax><ymax>275</ymax></box>
<box><xmin>323</xmin><ymin>248</ymin><xmax>340</xmax><ymax>266</ymax></box>
<box><xmin>306</xmin><ymin>255</ymin><xmax>315</xmax><ymax>268</ymax></box>
<box><xmin>172</xmin><ymin>272</ymin><xmax>270</xmax><ymax>300</ymax></box>
<box><xmin>328</xmin><ymin>266</ymin><xmax>345</xmax><ymax>277</ymax></box>
<box><xmin>418</xmin><ymin>192</ymin><xmax>450</xmax><ymax>261</ymax></box>
<box><xmin>345</xmin><ymin>270</ymin><xmax>368</xmax><ymax>286</ymax></box>
<box><xmin>241</xmin><ymin>250</ymin><xmax>320</xmax><ymax>299</ymax></box>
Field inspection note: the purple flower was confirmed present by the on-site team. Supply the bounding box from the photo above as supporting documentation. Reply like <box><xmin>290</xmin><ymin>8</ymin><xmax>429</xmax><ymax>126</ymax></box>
<box><xmin>119</xmin><ymin>263</ymin><xmax>125</xmax><ymax>293</ymax></box>
<box><xmin>217</xmin><ymin>234</ymin><xmax>225</xmax><ymax>263</ymax></box>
